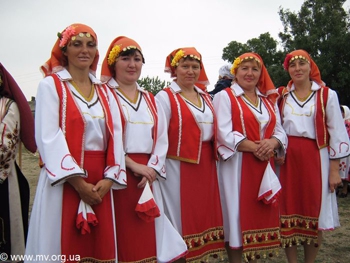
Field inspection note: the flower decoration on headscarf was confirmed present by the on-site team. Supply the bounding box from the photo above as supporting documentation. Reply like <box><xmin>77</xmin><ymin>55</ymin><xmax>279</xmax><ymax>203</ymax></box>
<box><xmin>231</xmin><ymin>55</ymin><xmax>261</xmax><ymax>75</ymax></box>
<box><xmin>283</xmin><ymin>54</ymin><xmax>309</xmax><ymax>71</ymax></box>
<box><xmin>58</xmin><ymin>25</ymin><xmax>76</xmax><ymax>50</ymax></box>
<box><xmin>107</xmin><ymin>45</ymin><xmax>139</xmax><ymax>66</ymax></box>
<box><xmin>171</xmin><ymin>50</ymin><xmax>185</xmax><ymax>67</ymax></box>
<box><xmin>231</xmin><ymin>57</ymin><xmax>242</xmax><ymax>75</ymax></box>
<box><xmin>107</xmin><ymin>45</ymin><xmax>121</xmax><ymax>65</ymax></box>
<box><xmin>171</xmin><ymin>49</ymin><xmax>201</xmax><ymax>67</ymax></box>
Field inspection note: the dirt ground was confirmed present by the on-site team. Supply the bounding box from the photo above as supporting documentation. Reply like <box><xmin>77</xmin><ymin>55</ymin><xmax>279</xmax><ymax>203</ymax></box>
<box><xmin>20</xmin><ymin>146</ymin><xmax>350</xmax><ymax>263</ymax></box>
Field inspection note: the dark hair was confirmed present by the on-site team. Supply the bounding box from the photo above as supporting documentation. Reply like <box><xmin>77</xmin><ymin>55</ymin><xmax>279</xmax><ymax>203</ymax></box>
<box><xmin>178</xmin><ymin>56</ymin><xmax>202</xmax><ymax>69</ymax></box>
<box><xmin>119</xmin><ymin>48</ymin><xmax>145</xmax><ymax>63</ymax></box>
<box><xmin>341</xmin><ymin>105</ymin><xmax>345</xmax><ymax>114</ymax></box>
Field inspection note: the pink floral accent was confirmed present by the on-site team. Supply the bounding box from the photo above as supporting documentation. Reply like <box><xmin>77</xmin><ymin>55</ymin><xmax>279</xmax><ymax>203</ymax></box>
<box><xmin>283</xmin><ymin>54</ymin><xmax>293</xmax><ymax>71</ymax></box>
<box><xmin>59</xmin><ymin>26</ymin><xmax>76</xmax><ymax>48</ymax></box>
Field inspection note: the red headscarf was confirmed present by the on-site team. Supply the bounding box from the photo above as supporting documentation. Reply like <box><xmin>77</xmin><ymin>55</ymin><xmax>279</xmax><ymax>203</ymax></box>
<box><xmin>165</xmin><ymin>47</ymin><xmax>209</xmax><ymax>91</ymax></box>
<box><xmin>283</xmin><ymin>49</ymin><xmax>323</xmax><ymax>87</ymax></box>
<box><xmin>0</xmin><ymin>63</ymin><xmax>36</xmax><ymax>153</ymax></box>
<box><xmin>100</xmin><ymin>36</ymin><xmax>143</xmax><ymax>83</ymax></box>
<box><xmin>40</xmin><ymin>23</ymin><xmax>99</xmax><ymax>77</ymax></box>
<box><xmin>232</xmin><ymin>52</ymin><xmax>278</xmax><ymax>102</ymax></box>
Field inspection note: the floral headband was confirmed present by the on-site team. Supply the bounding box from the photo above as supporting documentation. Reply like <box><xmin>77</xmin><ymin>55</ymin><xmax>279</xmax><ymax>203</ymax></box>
<box><xmin>231</xmin><ymin>56</ymin><xmax>261</xmax><ymax>75</ymax></box>
<box><xmin>57</xmin><ymin>25</ymin><xmax>92</xmax><ymax>50</ymax></box>
<box><xmin>283</xmin><ymin>54</ymin><xmax>310</xmax><ymax>70</ymax></box>
<box><xmin>171</xmin><ymin>49</ymin><xmax>201</xmax><ymax>67</ymax></box>
<box><xmin>107</xmin><ymin>45</ymin><xmax>140</xmax><ymax>66</ymax></box>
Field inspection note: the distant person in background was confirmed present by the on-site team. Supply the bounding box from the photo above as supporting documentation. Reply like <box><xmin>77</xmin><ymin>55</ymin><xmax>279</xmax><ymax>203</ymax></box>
<box><xmin>0</xmin><ymin>63</ymin><xmax>36</xmax><ymax>257</ymax></box>
<box><xmin>338</xmin><ymin>105</ymin><xmax>350</xmax><ymax>198</ymax></box>
<box><xmin>209</xmin><ymin>64</ymin><xmax>234</xmax><ymax>99</ymax></box>
<box><xmin>278</xmin><ymin>49</ymin><xmax>349</xmax><ymax>263</ymax></box>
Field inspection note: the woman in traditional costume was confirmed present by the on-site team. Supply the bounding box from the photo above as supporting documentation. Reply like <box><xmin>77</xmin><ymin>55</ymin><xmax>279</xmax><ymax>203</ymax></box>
<box><xmin>338</xmin><ymin>105</ymin><xmax>350</xmax><ymax>198</ymax></box>
<box><xmin>278</xmin><ymin>49</ymin><xmax>349</xmax><ymax>263</ymax></box>
<box><xmin>100</xmin><ymin>36</ymin><xmax>187</xmax><ymax>263</ymax></box>
<box><xmin>212</xmin><ymin>53</ymin><xmax>287</xmax><ymax>262</ymax></box>
<box><xmin>25</xmin><ymin>23</ymin><xmax>126</xmax><ymax>263</ymax></box>
<box><xmin>0</xmin><ymin>63</ymin><xmax>36</xmax><ymax>257</ymax></box>
<box><xmin>156</xmin><ymin>47</ymin><xmax>226</xmax><ymax>262</ymax></box>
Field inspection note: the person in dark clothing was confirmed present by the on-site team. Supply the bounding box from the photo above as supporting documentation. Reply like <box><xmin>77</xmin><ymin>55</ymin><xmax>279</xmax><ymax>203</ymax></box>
<box><xmin>209</xmin><ymin>64</ymin><xmax>234</xmax><ymax>99</ymax></box>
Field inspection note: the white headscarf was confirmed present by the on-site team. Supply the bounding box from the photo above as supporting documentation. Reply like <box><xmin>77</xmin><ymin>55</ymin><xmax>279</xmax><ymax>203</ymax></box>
<box><xmin>342</xmin><ymin>105</ymin><xmax>350</xmax><ymax>120</ymax></box>
<box><xmin>219</xmin><ymin>64</ymin><xmax>235</xmax><ymax>79</ymax></box>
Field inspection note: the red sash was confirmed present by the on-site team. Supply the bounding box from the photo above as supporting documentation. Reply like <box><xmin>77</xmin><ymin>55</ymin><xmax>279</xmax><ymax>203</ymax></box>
<box><xmin>225</xmin><ymin>88</ymin><xmax>280</xmax><ymax>260</ymax></box>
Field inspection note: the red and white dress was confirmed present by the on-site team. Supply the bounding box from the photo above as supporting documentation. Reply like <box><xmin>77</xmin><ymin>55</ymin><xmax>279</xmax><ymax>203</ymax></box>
<box><xmin>25</xmin><ymin>69</ymin><xmax>126</xmax><ymax>263</ymax></box>
<box><xmin>212</xmin><ymin>83</ymin><xmax>287</xmax><ymax>261</ymax></box>
<box><xmin>278</xmin><ymin>81</ymin><xmax>350</xmax><ymax>247</ymax></box>
<box><xmin>156</xmin><ymin>81</ymin><xmax>226</xmax><ymax>262</ymax></box>
<box><xmin>106</xmin><ymin>78</ymin><xmax>187</xmax><ymax>263</ymax></box>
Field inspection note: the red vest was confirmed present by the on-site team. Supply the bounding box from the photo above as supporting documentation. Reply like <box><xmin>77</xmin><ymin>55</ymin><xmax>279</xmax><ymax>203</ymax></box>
<box><xmin>164</xmin><ymin>87</ymin><xmax>217</xmax><ymax>163</ymax></box>
<box><xmin>225</xmin><ymin>88</ymin><xmax>276</xmax><ymax>140</ymax></box>
<box><xmin>51</xmin><ymin>74</ymin><xmax>116</xmax><ymax>167</ymax></box>
<box><xmin>277</xmin><ymin>86</ymin><xmax>329</xmax><ymax>149</ymax></box>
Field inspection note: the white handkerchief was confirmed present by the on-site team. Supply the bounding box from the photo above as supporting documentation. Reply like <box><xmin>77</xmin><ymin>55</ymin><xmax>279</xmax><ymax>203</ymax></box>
<box><xmin>76</xmin><ymin>200</ymin><xmax>98</xmax><ymax>234</ymax></box>
<box><xmin>135</xmin><ymin>181</ymin><xmax>160</xmax><ymax>222</ymax></box>
<box><xmin>258</xmin><ymin>162</ymin><xmax>281</xmax><ymax>205</ymax></box>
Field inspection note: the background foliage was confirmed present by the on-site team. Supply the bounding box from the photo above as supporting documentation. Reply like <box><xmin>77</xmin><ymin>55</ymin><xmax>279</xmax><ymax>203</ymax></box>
<box><xmin>222</xmin><ymin>0</ymin><xmax>350</xmax><ymax>105</ymax></box>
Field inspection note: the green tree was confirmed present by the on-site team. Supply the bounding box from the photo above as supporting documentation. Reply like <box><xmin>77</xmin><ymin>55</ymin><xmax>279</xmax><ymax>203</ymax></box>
<box><xmin>221</xmin><ymin>0</ymin><xmax>350</xmax><ymax>103</ymax></box>
<box><xmin>137</xmin><ymin>76</ymin><xmax>170</xmax><ymax>95</ymax></box>
<box><xmin>279</xmin><ymin>0</ymin><xmax>350</xmax><ymax>105</ymax></box>
<box><xmin>222</xmin><ymin>33</ymin><xmax>289</xmax><ymax>88</ymax></box>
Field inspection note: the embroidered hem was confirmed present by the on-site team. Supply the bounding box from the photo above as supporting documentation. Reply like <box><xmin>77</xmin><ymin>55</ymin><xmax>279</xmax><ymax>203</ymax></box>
<box><xmin>184</xmin><ymin>227</ymin><xmax>224</xmax><ymax>250</ymax></box>
<box><xmin>280</xmin><ymin>215</ymin><xmax>319</xmax><ymax>248</ymax></box>
<box><xmin>242</xmin><ymin>227</ymin><xmax>281</xmax><ymax>262</ymax></box>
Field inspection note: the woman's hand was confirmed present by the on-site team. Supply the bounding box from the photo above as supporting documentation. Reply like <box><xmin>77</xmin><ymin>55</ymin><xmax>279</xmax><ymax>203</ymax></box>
<box><xmin>274</xmin><ymin>156</ymin><xmax>285</xmax><ymax>165</ymax></box>
<box><xmin>329</xmin><ymin>159</ymin><xmax>342</xmax><ymax>193</ymax></box>
<box><xmin>67</xmin><ymin>176</ymin><xmax>102</xmax><ymax>206</ymax></box>
<box><xmin>255</xmin><ymin>138</ymin><xmax>279</xmax><ymax>158</ymax></box>
<box><xmin>93</xmin><ymin>179</ymin><xmax>113</xmax><ymax>198</ymax></box>
<box><xmin>126</xmin><ymin>156</ymin><xmax>157</xmax><ymax>188</ymax></box>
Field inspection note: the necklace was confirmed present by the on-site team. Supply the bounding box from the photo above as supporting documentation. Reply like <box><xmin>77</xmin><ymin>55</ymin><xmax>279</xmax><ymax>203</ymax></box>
<box><xmin>243</xmin><ymin>94</ymin><xmax>259</xmax><ymax>107</ymax></box>
<box><xmin>293</xmin><ymin>89</ymin><xmax>313</xmax><ymax>102</ymax></box>
<box><xmin>118</xmin><ymin>88</ymin><xmax>139</xmax><ymax>104</ymax></box>
<box><xmin>70</xmin><ymin>80</ymin><xmax>94</xmax><ymax>101</ymax></box>
<box><xmin>181</xmin><ymin>91</ymin><xmax>202</xmax><ymax>107</ymax></box>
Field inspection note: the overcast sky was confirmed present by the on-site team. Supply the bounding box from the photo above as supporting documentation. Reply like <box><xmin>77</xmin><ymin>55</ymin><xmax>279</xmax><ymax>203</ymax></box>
<box><xmin>1</xmin><ymin>0</ymin><xmax>349</xmax><ymax>99</ymax></box>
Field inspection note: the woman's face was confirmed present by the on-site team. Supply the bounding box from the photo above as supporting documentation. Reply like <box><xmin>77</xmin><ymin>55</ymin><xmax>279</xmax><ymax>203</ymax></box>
<box><xmin>235</xmin><ymin>60</ymin><xmax>261</xmax><ymax>91</ymax></box>
<box><xmin>64</xmin><ymin>34</ymin><xmax>97</xmax><ymax>70</ymax></box>
<box><xmin>114</xmin><ymin>50</ymin><xmax>143</xmax><ymax>85</ymax></box>
<box><xmin>174</xmin><ymin>58</ymin><xmax>200</xmax><ymax>89</ymax></box>
<box><xmin>288</xmin><ymin>59</ymin><xmax>311</xmax><ymax>84</ymax></box>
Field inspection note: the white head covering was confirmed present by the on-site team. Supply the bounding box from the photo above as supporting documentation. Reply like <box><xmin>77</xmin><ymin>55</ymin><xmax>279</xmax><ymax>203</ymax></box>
<box><xmin>219</xmin><ymin>64</ymin><xmax>235</xmax><ymax>79</ymax></box>
<box><xmin>342</xmin><ymin>105</ymin><xmax>350</xmax><ymax>120</ymax></box>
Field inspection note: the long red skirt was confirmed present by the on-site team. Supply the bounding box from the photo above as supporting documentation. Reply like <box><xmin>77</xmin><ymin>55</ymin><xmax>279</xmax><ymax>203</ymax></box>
<box><xmin>61</xmin><ymin>151</ymin><xmax>116</xmax><ymax>263</ymax></box>
<box><xmin>113</xmin><ymin>154</ymin><xmax>157</xmax><ymax>263</ymax></box>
